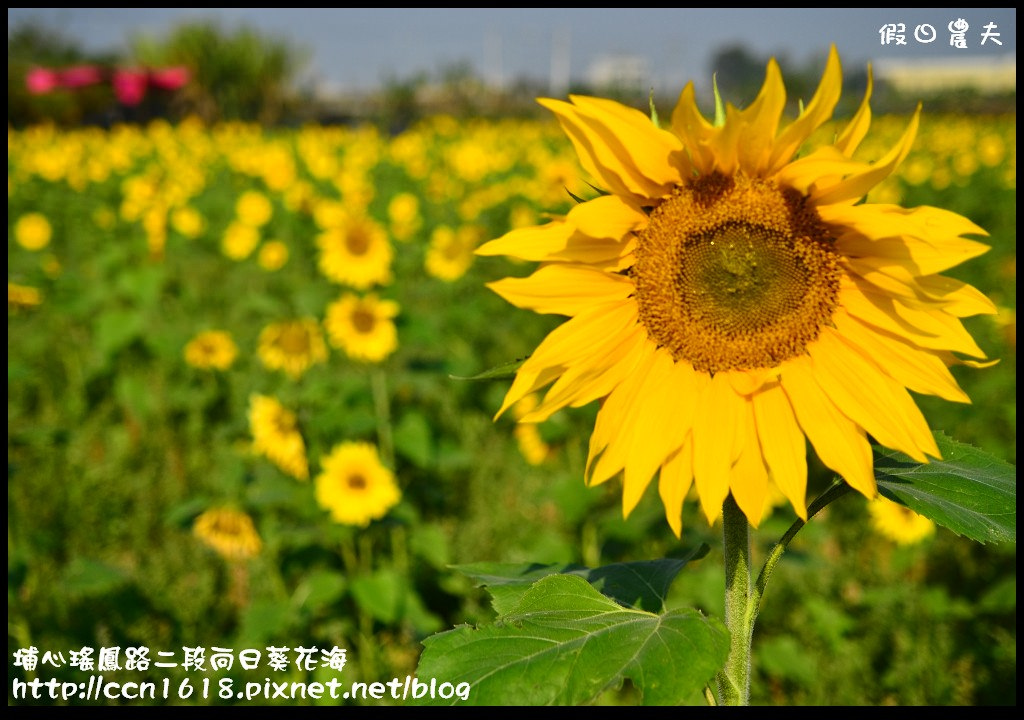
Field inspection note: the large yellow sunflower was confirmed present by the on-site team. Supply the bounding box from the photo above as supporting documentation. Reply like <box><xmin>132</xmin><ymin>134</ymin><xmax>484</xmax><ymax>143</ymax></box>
<box><xmin>478</xmin><ymin>47</ymin><xmax>996</xmax><ymax>535</ymax></box>
<box><xmin>316</xmin><ymin>211</ymin><xmax>393</xmax><ymax>289</ymax></box>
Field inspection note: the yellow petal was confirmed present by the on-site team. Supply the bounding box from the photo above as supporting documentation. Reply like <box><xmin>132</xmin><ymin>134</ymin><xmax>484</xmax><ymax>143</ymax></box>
<box><xmin>587</xmin><ymin>341</ymin><xmax>659</xmax><ymax>486</ymax></box>
<box><xmin>669</xmin><ymin>82</ymin><xmax>717</xmax><ymax>175</ymax></box>
<box><xmin>807</xmin><ymin>328</ymin><xmax>940</xmax><ymax>462</ymax></box>
<box><xmin>774</xmin><ymin>146</ymin><xmax>870</xmax><ymax>195</ymax></box>
<box><xmin>836</xmin><ymin>232</ymin><xmax>991</xmax><ymax>277</ymax></box>
<box><xmin>692</xmin><ymin>372</ymin><xmax>739</xmax><ymax>525</ymax></box>
<box><xmin>729</xmin><ymin>400</ymin><xmax>770</xmax><ymax>528</ymax></box>
<box><xmin>780</xmin><ymin>355</ymin><xmax>877</xmax><ymax>498</ymax></box>
<box><xmin>622</xmin><ymin>353</ymin><xmax>699</xmax><ymax>516</ymax></box>
<box><xmin>831</xmin><ymin>308</ymin><xmax>970</xmax><ymax>404</ymax></box>
<box><xmin>734</xmin><ymin>58</ymin><xmax>787</xmax><ymax>175</ymax></box>
<box><xmin>834</xmin><ymin>66</ymin><xmax>873</xmax><ymax>157</ymax></box>
<box><xmin>539</xmin><ymin>97</ymin><xmax>676</xmax><ymax>200</ymax></box>
<box><xmin>496</xmin><ymin>299</ymin><xmax>636</xmax><ymax>418</ymax></box>
<box><xmin>769</xmin><ymin>45</ymin><xmax>843</xmax><ymax>172</ymax></box>
<box><xmin>567</xmin><ymin>193</ymin><xmax>647</xmax><ymax>240</ymax></box>
<box><xmin>487</xmin><ymin>264</ymin><xmax>634</xmax><ymax>316</ymax></box>
<box><xmin>525</xmin><ymin>322</ymin><xmax>648</xmax><ymax>422</ymax></box>
<box><xmin>659</xmin><ymin>436</ymin><xmax>695</xmax><ymax>538</ymax></box>
<box><xmin>476</xmin><ymin>219</ymin><xmax>571</xmax><ymax>260</ymax></box>
<box><xmin>812</xmin><ymin>106</ymin><xmax>920</xmax><ymax>205</ymax></box>
<box><xmin>752</xmin><ymin>381</ymin><xmax>809</xmax><ymax>519</ymax></box>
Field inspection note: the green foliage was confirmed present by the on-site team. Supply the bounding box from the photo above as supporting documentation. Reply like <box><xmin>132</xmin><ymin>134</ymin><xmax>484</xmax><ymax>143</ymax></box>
<box><xmin>875</xmin><ymin>432</ymin><xmax>1016</xmax><ymax>544</ymax></box>
<box><xmin>415</xmin><ymin>574</ymin><xmax>729</xmax><ymax>705</ymax></box>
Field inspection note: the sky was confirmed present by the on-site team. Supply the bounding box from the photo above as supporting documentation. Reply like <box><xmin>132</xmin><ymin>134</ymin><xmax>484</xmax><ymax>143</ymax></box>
<box><xmin>7</xmin><ymin>8</ymin><xmax>1017</xmax><ymax>95</ymax></box>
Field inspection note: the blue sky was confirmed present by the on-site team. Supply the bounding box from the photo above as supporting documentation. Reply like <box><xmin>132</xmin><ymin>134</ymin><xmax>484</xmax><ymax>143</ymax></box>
<box><xmin>7</xmin><ymin>8</ymin><xmax>1016</xmax><ymax>93</ymax></box>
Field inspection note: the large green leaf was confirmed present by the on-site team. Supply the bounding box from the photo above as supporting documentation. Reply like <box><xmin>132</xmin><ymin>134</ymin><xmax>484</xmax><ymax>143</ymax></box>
<box><xmin>414</xmin><ymin>574</ymin><xmax>728</xmax><ymax>706</ymax></box>
<box><xmin>873</xmin><ymin>432</ymin><xmax>1015</xmax><ymax>544</ymax></box>
<box><xmin>454</xmin><ymin>547</ymin><xmax>709</xmax><ymax>615</ymax></box>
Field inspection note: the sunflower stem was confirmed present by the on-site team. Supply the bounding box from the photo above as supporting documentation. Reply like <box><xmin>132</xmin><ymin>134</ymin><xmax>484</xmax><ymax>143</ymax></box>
<box><xmin>717</xmin><ymin>494</ymin><xmax>752</xmax><ymax>706</ymax></box>
<box><xmin>370</xmin><ymin>367</ymin><xmax>395</xmax><ymax>470</ymax></box>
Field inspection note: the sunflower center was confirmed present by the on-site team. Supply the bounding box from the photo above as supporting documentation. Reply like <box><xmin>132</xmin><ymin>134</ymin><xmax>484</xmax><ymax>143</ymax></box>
<box><xmin>352</xmin><ymin>307</ymin><xmax>377</xmax><ymax>333</ymax></box>
<box><xmin>346</xmin><ymin>473</ymin><xmax>367</xmax><ymax>490</ymax></box>
<box><xmin>633</xmin><ymin>173</ymin><xmax>840</xmax><ymax>373</ymax></box>
<box><xmin>278</xmin><ymin>325</ymin><xmax>312</xmax><ymax>355</ymax></box>
<box><xmin>345</xmin><ymin>226</ymin><xmax>371</xmax><ymax>255</ymax></box>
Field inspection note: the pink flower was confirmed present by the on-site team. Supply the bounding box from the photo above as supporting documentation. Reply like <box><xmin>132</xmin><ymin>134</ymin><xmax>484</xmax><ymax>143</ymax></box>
<box><xmin>148</xmin><ymin>66</ymin><xmax>190</xmax><ymax>91</ymax></box>
<box><xmin>113</xmin><ymin>68</ymin><xmax>148</xmax><ymax>106</ymax></box>
<box><xmin>26</xmin><ymin>67</ymin><xmax>60</xmax><ymax>95</ymax></box>
<box><xmin>59</xmin><ymin>64</ymin><xmax>104</xmax><ymax>89</ymax></box>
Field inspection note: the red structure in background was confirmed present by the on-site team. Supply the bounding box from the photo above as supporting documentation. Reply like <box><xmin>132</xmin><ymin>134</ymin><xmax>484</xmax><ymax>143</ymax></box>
<box><xmin>26</xmin><ymin>64</ymin><xmax>190</xmax><ymax>106</ymax></box>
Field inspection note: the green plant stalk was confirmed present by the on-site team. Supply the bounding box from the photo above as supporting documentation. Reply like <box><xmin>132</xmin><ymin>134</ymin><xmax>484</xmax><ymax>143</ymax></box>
<box><xmin>716</xmin><ymin>494</ymin><xmax>752</xmax><ymax>706</ymax></box>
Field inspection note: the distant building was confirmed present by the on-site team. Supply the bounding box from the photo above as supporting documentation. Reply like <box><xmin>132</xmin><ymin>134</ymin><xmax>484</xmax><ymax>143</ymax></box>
<box><xmin>587</xmin><ymin>54</ymin><xmax>650</xmax><ymax>92</ymax></box>
<box><xmin>874</xmin><ymin>54</ymin><xmax>1016</xmax><ymax>94</ymax></box>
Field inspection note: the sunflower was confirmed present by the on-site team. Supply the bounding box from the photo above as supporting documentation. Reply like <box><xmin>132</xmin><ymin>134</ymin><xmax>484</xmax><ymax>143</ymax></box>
<box><xmin>222</xmin><ymin>220</ymin><xmax>261</xmax><ymax>261</ymax></box>
<box><xmin>235</xmin><ymin>190</ymin><xmax>273</xmax><ymax>228</ymax></box>
<box><xmin>478</xmin><ymin>47</ymin><xmax>996</xmax><ymax>535</ymax></box>
<box><xmin>184</xmin><ymin>329</ymin><xmax>238</xmax><ymax>371</ymax></box>
<box><xmin>324</xmin><ymin>292</ymin><xmax>400</xmax><ymax>363</ymax></box>
<box><xmin>14</xmin><ymin>212</ymin><xmax>52</xmax><ymax>251</ymax></box>
<box><xmin>868</xmin><ymin>496</ymin><xmax>935</xmax><ymax>545</ymax></box>
<box><xmin>249</xmin><ymin>394</ymin><xmax>309</xmax><ymax>480</ymax></box>
<box><xmin>315</xmin><ymin>441</ymin><xmax>401</xmax><ymax>527</ymax></box>
<box><xmin>316</xmin><ymin>212</ymin><xmax>393</xmax><ymax>289</ymax></box>
<box><xmin>425</xmin><ymin>224</ymin><xmax>481</xmax><ymax>282</ymax></box>
<box><xmin>193</xmin><ymin>507</ymin><xmax>263</xmax><ymax>561</ymax></box>
<box><xmin>8</xmin><ymin>282</ymin><xmax>42</xmax><ymax>309</ymax></box>
<box><xmin>257</xmin><ymin>240</ymin><xmax>290</xmax><ymax>271</ymax></box>
<box><xmin>257</xmin><ymin>318</ymin><xmax>328</xmax><ymax>379</ymax></box>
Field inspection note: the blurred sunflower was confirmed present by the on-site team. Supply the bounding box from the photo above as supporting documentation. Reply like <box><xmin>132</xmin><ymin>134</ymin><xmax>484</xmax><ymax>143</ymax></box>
<box><xmin>324</xmin><ymin>292</ymin><xmax>400</xmax><ymax>363</ymax></box>
<box><xmin>193</xmin><ymin>507</ymin><xmax>263</xmax><ymax>561</ymax></box>
<box><xmin>868</xmin><ymin>496</ymin><xmax>935</xmax><ymax>545</ymax></box>
<box><xmin>479</xmin><ymin>47</ymin><xmax>996</xmax><ymax>535</ymax></box>
<box><xmin>316</xmin><ymin>213</ymin><xmax>393</xmax><ymax>289</ymax></box>
<box><xmin>184</xmin><ymin>329</ymin><xmax>238</xmax><ymax>371</ymax></box>
<box><xmin>315</xmin><ymin>441</ymin><xmax>400</xmax><ymax>527</ymax></box>
<box><xmin>257</xmin><ymin>240</ymin><xmax>289</xmax><ymax>271</ymax></box>
<box><xmin>249</xmin><ymin>394</ymin><xmax>309</xmax><ymax>481</ymax></box>
<box><xmin>425</xmin><ymin>225</ymin><xmax>481</xmax><ymax>282</ymax></box>
<box><xmin>171</xmin><ymin>205</ymin><xmax>205</xmax><ymax>239</ymax></box>
<box><xmin>8</xmin><ymin>282</ymin><xmax>42</xmax><ymax>309</ymax></box>
<box><xmin>222</xmin><ymin>220</ymin><xmax>261</xmax><ymax>261</ymax></box>
<box><xmin>257</xmin><ymin>318</ymin><xmax>328</xmax><ymax>379</ymax></box>
<box><xmin>235</xmin><ymin>190</ymin><xmax>274</xmax><ymax>228</ymax></box>
<box><xmin>14</xmin><ymin>212</ymin><xmax>52</xmax><ymax>251</ymax></box>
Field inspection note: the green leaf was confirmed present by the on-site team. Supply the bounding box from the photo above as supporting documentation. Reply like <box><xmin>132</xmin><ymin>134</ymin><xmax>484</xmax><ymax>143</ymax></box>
<box><xmin>414</xmin><ymin>574</ymin><xmax>728</xmax><ymax>706</ymax></box>
<box><xmin>393</xmin><ymin>410</ymin><xmax>433</xmax><ymax>468</ymax></box>
<box><xmin>350</xmin><ymin>568</ymin><xmax>405</xmax><ymax>624</ymax></box>
<box><xmin>449</xmin><ymin>356</ymin><xmax>527</xmax><ymax>381</ymax></box>
<box><xmin>454</xmin><ymin>547</ymin><xmax>709</xmax><ymax>614</ymax></box>
<box><xmin>292</xmin><ymin>569</ymin><xmax>347</xmax><ymax>614</ymax></box>
<box><xmin>873</xmin><ymin>431</ymin><xmax>1015</xmax><ymax>545</ymax></box>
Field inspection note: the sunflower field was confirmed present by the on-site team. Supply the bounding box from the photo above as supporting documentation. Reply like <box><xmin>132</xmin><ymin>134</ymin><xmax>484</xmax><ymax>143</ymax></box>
<box><xmin>8</xmin><ymin>105</ymin><xmax>1016</xmax><ymax>705</ymax></box>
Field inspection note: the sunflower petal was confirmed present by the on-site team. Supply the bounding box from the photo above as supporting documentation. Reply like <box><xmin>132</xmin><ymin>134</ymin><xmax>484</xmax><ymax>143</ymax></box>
<box><xmin>752</xmin><ymin>381</ymin><xmax>809</xmax><ymax>519</ymax></box>
<box><xmin>692</xmin><ymin>373</ymin><xmax>739</xmax><ymax>524</ymax></box>
<box><xmin>729</xmin><ymin>401</ymin><xmax>770</xmax><ymax>528</ymax></box>
<box><xmin>658</xmin><ymin>436</ymin><xmax>695</xmax><ymax>538</ymax></box>
<box><xmin>487</xmin><ymin>264</ymin><xmax>634</xmax><ymax>316</ymax></box>
<box><xmin>780</xmin><ymin>355</ymin><xmax>877</xmax><ymax>498</ymax></box>
<box><xmin>769</xmin><ymin>45</ymin><xmax>843</xmax><ymax>172</ymax></box>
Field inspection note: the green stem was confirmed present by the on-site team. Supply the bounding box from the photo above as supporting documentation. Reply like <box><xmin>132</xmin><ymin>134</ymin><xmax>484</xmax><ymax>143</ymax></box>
<box><xmin>370</xmin><ymin>367</ymin><xmax>394</xmax><ymax>470</ymax></box>
<box><xmin>752</xmin><ymin>481</ymin><xmax>851</xmax><ymax>616</ymax></box>
<box><xmin>717</xmin><ymin>494</ymin><xmax>752</xmax><ymax>706</ymax></box>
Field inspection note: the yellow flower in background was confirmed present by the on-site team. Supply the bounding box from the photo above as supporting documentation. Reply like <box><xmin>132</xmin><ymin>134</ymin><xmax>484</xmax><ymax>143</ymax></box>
<box><xmin>193</xmin><ymin>507</ymin><xmax>263</xmax><ymax>561</ymax></box>
<box><xmin>868</xmin><ymin>496</ymin><xmax>935</xmax><ymax>545</ymax></box>
<box><xmin>479</xmin><ymin>47</ymin><xmax>996</xmax><ymax>535</ymax></box>
<box><xmin>235</xmin><ymin>190</ymin><xmax>274</xmax><ymax>228</ymax></box>
<box><xmin>184</xmin><ymin>329</ymin><xmax>238</xmax><ymax>371</ymax></box>
<box><xmin>222</xmin><ymin>220</ymin><xmax>261</xmax><ymax>261</ymax></box>
<box><xmin>324</xmin><ymin>292</ymin><xmax>400</xmax><ymax>363</ymax></box>
<box><xmin>249</xmin><ymin>394</ymin><xmax>309</xmax><ymax>481</ymax></box>
<box><xmin>387</xmin><ymin>191</ymin><xmax>423</xmax><ymax>242</ymax></box>
<box><xmin>257</xmin><ymin>318</ymin><xmax>328</xmax><ymax>380</ymax></box>
<box><xmin>316</xmin><ymin>213</ymin><xmax>393</xmax><ymax>289</ymax></box>
<box><xmin>315</xmin><ymin>441</ymin><xmax>400</xmax><ymax>527</ymax></box>
<box><xmin>8</xmin><ymin>282</ymin><xmax>42</xmax><ymax>308</ymax></box>
<box><xmin>14</xmin><ymin>212</ymin><xmax>52</xmax><ymax>250</ymax></box>
<box><xmin>171</xmin><ymin>205</ymin><xmax>206</xmax><ymax>239</ymax></box>
<box><xmin>425</xmin><ymin>224</ymin><xmax>482</xmax><ymax>282</ymax></box>
<box><xmin>257</xmin><ymin>240</ymin><xmax>289</xmax><ymax>271</ymax></box>
<box><xmin>512</xmin><ymin>395</ymin><xmax>553</xmax><ymax>466</ymax></box>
